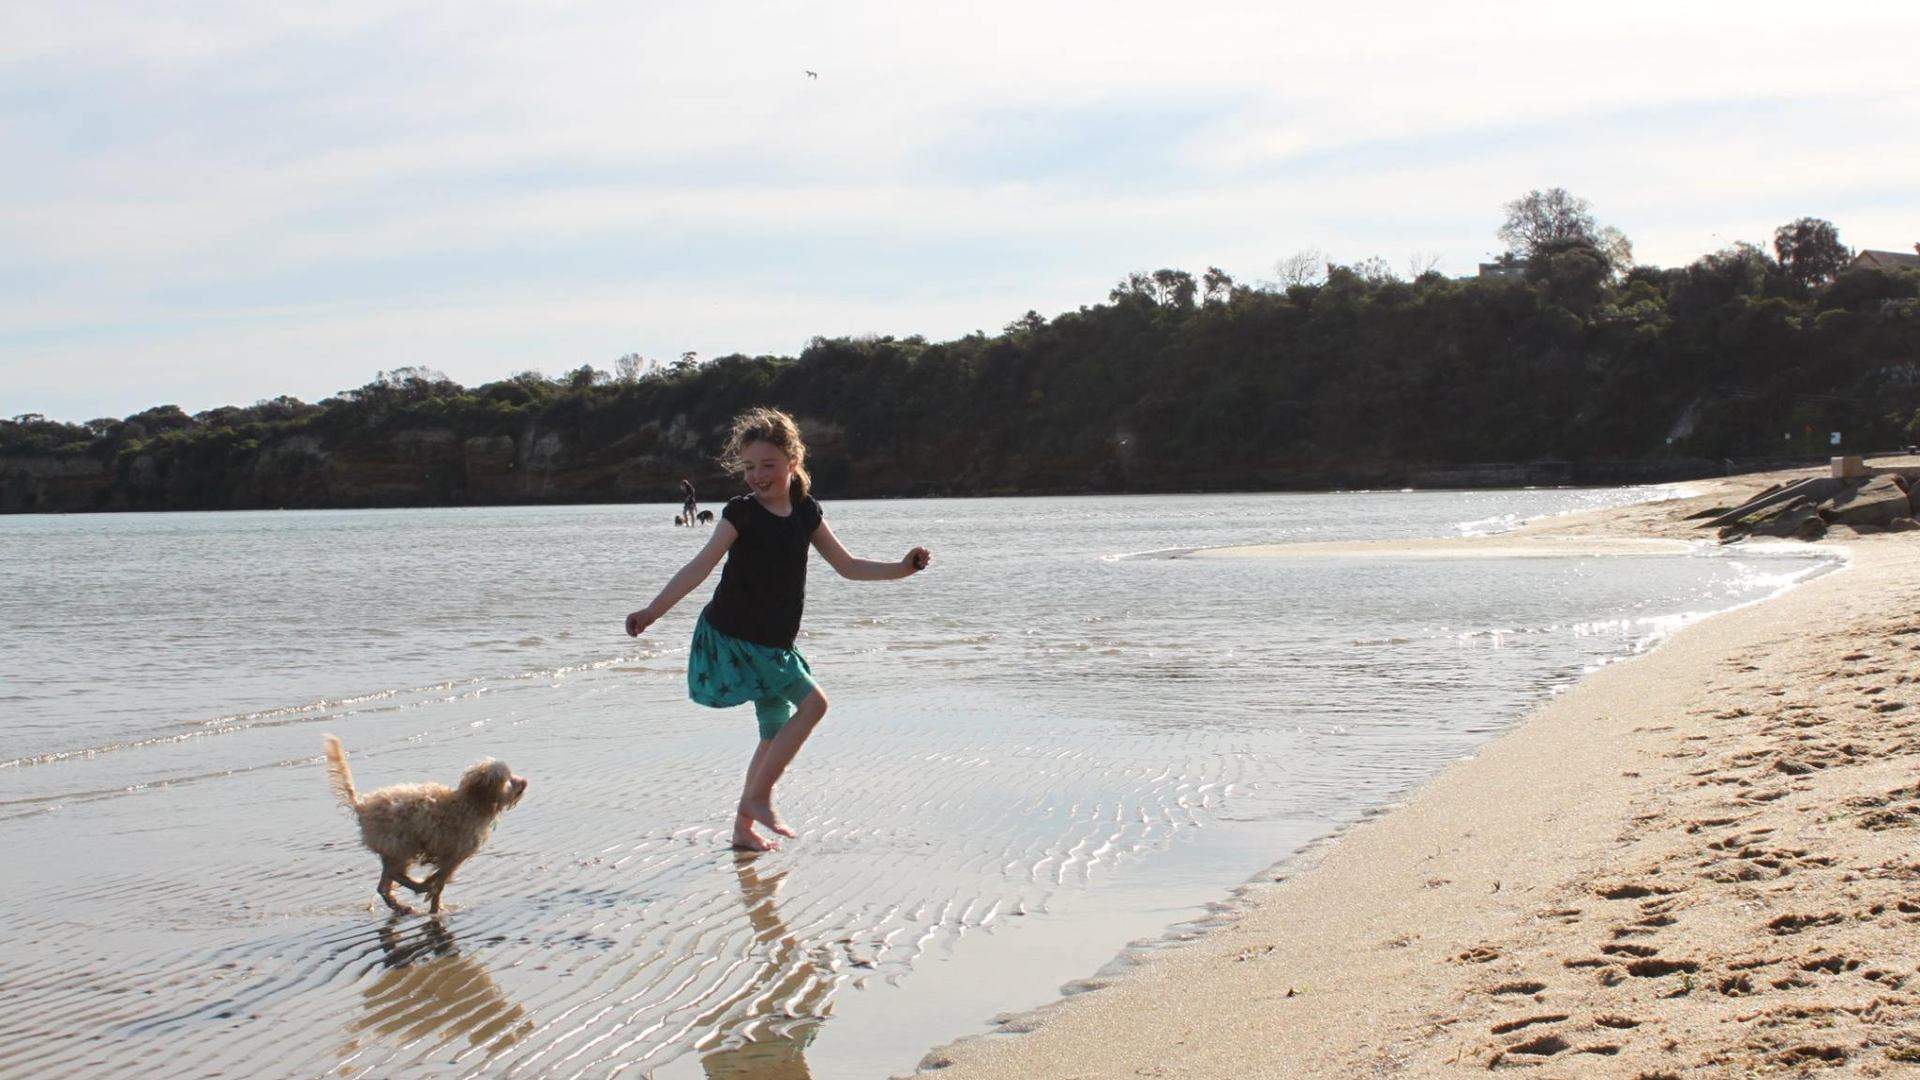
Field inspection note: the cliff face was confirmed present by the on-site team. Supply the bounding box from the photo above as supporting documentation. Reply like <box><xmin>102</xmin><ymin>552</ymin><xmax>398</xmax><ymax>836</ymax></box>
<box><xmin>1</xmin><ymin>453</ymin><xmax>118</xmax><ymax>513</ymax></box>
<box><xmin>0</xmin><ymin>415</ymin><xmax>892</xmax><ymax>513</ymax></box>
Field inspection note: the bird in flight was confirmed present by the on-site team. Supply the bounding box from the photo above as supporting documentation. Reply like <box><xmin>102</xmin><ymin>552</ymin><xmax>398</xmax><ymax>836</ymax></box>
<box><xmin>804</xmin><ymin>70</ymin><xmax>818</xmax><ymax>79</ymax></box>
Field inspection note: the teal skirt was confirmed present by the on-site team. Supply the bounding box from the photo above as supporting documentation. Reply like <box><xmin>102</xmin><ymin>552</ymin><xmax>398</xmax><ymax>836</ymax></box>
<box><xmin>688</xmin><ymin>616</ymin><xmax>818</xmax><ymax>739</ymax></box>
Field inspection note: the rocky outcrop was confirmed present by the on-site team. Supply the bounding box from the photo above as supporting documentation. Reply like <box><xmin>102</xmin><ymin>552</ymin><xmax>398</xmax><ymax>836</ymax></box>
<box><xmin>0</xmin><ymin>419</ymin><xmax>736</xmax><ymax>512</ymax></box>
<box><xmin>1824</xmin><ymin>475</ymin><xmax>1914</xmax><ymax>527</ymax></box>
<box><xmin>1712</xmin><ymin>470</ymin><xmax>1920</xmax><ymax>541</ymax></box>
<box><xmin>0</xmin><ymin>453</ymin><xmax>114</xmax><ymax>512</ymax></box>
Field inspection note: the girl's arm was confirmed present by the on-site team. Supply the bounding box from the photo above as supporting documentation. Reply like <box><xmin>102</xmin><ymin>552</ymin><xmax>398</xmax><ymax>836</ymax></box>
<box><xmin>626</xmin><ymin>522</ymin><xmax>737</xmax><ymax>635</ymax></box>
<box><xmin>811</xmin><ymin>521</ymin><xmax>931</xmax><ymax>581</ymax></box>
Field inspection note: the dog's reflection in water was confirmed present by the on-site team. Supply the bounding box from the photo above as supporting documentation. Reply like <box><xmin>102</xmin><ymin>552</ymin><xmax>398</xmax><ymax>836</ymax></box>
<box><xmin>695</xmin><ymin>853</ymin><xmax>836</xmax><ymax>1079</ymax></box>
<box><xmin>342</xmin><ymin>919</ymin><xmax>533</xmax><ymax>1061</ymax></box>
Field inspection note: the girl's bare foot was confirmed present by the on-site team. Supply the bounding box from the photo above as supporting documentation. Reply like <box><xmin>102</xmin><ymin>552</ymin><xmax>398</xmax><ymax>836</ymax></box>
<box><xmin>738</xmin><ymin>797</ymin><xmax>796</xmax><ymax>838</ymax></box>
<box><xmin>732</xmin><ymin>811</ymin><xmax>778</xmax><ymax>851</ymax></box>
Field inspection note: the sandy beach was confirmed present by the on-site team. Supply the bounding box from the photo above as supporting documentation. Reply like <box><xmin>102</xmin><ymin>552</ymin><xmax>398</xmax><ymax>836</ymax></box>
<box><xmin>922</xmin><ymin>463</ymin><xmax>1920</xmax><ymax>1077</ymax></box>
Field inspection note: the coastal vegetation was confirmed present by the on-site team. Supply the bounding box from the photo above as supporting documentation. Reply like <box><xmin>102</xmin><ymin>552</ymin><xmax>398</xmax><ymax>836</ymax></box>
<box><xmin>5</xmin><ymin>195</ymin><xmax>1918</xmax><ymax>511</ymax></box>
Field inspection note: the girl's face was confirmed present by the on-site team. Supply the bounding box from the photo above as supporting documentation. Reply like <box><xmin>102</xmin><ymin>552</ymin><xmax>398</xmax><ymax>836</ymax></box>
<box><xmin>739</xmin><ymin>440</ymin><xmax>793</xmax><ymax>500</ymax></box>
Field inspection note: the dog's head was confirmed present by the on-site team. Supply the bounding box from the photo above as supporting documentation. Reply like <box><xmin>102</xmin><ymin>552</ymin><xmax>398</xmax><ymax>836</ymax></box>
<box><xmin>458</xmin><ymin>758</ymin><xmax>529</xmax><ymax>813</ymax></box>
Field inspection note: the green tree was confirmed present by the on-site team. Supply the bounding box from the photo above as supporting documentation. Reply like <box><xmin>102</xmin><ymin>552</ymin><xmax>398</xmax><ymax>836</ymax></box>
<box><xmin>1201</xmin><ymin>266</ymin><xmax>1234</xmax><ymax>304</ymax></box>
<box><xmin>1152</xmin><ymin>269</ymin><xmax>1198</xmax><ymax>308</ymax></box>
<box><xmin>1669</xmin><ymin>242</ymin><xmax>1778</xmax><ymax>317</ymax></box>
<box><xmin>1773</xmin><ymin>217</ymin><xmax>1850</xmax><ymax>290</ymax></box>
<box><xmin>1003</xmin><ymin>310</ymin><xmax>1047</xmax><ymax>335</ymax></box>
<box><xmin>1349</xmin><ymin>257</ymin><xmax>1398</xmax><ymax>286</ymax></box>
<box><xmin>1533</xmin><ymin>244</ymin><xmax>1610</xmax><ymax>314</ymax></box>
<box><xmin>124</xmin><ymin>404</ymin><xmax>195</xmax><ymax>432</ymax></box>
<box><xmin>563</xmin><ymin>364</ymin><xmax>604</xmax><ymax>390</ymax></box>
<box><xmin>1110</xmin><ymin>270</ymin><xmax>1197</xmax><ymax>308</ymax></box>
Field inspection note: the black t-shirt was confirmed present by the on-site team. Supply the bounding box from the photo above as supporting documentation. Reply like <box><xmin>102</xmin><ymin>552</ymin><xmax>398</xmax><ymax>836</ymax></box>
<box><xmin>701</xmin><ymin>494</ymin><xmax>824</xmax><ymax>650</ymax></box>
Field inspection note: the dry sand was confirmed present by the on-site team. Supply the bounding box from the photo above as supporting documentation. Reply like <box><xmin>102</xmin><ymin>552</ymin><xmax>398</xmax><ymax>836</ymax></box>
<box><xmin>921</xmin><ymin>463</ymin><xmax>1920</xmax><ymax>1078</ymax></box>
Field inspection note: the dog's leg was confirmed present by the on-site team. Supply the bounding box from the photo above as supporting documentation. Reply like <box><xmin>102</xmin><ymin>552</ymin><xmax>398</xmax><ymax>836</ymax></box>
<box><xmin>378</xmin><ymin>860</ymin><xmax>419</xmax><ymax>915</ymax></box>
<box><xmin>379</xmin><ymin>856</ymin><xmax>430</xmax><ymax>893</ymax></box>
<box><xmin>377</xmin><ymin>873</ymin><xmax>417</xmax><ymax>915</ymax></box>
<box><xmin>424</xmin><ymin>862</ymin><xmax>461</xmax><ymax>915</ymax></box>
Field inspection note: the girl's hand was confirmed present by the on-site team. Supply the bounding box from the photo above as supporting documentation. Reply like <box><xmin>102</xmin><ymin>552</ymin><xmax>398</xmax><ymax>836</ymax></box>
<box><xmin>626</xmin><ymin>606</ymin><xmax>659</xmax><ymax>637</ymax></box>
<box><xmin>902</xmin><ymin>546</ymin><xmax>932</xmax><ymax>575</ymax></box>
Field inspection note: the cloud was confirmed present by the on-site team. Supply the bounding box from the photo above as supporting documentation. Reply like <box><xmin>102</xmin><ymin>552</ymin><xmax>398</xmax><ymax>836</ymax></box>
<box><xmin>4</xmin><ymin>0</ymin><xmax>1918</xmax><ymax>418</ymax></box>
<box><xmin>2</xmin><ymin>279</ymin><xmax>1061</xmax><ymax>420</ymax></box>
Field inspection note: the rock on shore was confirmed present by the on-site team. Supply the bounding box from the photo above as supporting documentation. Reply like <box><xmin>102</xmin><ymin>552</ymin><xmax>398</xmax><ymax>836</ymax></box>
<box><xmin>1709</xmin><ymin>469</ymin><xmax>1920</xmax><ymax>541</ymax></box>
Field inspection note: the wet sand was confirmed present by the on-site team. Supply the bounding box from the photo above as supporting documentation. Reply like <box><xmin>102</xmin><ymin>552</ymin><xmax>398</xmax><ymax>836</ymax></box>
<box><xmin>922</xmin><ymin>463</ymin><xmax>1920</xmax><ymax>1077</ymax></box>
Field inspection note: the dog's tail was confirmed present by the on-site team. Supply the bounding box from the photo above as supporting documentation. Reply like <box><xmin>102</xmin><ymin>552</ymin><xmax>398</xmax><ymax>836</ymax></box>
<box><xmin>322</xmin><ymin>735</ymin><xmax>359</xmax><ymax>811</ymax></box>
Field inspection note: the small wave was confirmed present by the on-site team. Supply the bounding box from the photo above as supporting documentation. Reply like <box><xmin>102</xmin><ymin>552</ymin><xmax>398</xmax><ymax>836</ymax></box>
<box><xmin>1454</xmin><ymin>513</ymin><xmax>1523</xmax><ymax>537</ymax></box>
<box><xmin>1101</xmin><ymin>546</ymin><xmax>1200</xmax><ymax>562</ymax></box>
<box><xmin>1453</xmin><ymin>483</ymin><xmax>1692</xmax><ymax>538</ymax></box>
<box><xmin>0</xmin><ymin>646</ymin><xmax>676</xmax><ymax>771</ymax></box>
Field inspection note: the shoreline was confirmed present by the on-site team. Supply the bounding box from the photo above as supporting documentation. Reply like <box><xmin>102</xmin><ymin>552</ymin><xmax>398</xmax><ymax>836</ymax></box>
<box><xmin>1185</xmin><ymin>535</ymin><xmax>1700</xmax><ymax>559</ymax></box>
<box><xmin>0</xmin><ymin>461</ymin><xmax>1841</xmax><ymax>518</ymax></box>
<box><xmin>919</xmin><ymin>464</ymin><xmax>1920</xmax><ymax>1077</ymax></box>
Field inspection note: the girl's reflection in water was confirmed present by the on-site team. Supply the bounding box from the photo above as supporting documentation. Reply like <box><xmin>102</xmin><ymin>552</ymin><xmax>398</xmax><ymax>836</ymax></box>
<box><xmin>696</xmin><ymin>853</ymin><xmax>837</xmax><ymax>1079</ymax></box>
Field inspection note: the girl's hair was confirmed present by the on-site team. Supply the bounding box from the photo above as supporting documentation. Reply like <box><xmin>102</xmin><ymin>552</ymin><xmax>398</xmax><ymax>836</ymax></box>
<box><xmin>723</xmin><ymin>407</ymin><xmax>811</xmax><ymax>499</ymax></box>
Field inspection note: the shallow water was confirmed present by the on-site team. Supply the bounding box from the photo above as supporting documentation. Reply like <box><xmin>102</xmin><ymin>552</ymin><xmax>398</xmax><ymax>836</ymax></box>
<box><xmin>0</xmin><ymin>491</ymin><xmax>1834</xmax><ymax>1077</ymax></box>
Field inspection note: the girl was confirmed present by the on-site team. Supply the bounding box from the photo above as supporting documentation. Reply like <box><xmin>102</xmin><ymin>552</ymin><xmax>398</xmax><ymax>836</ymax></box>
<box><xmin>626</xmin><ymin>408</ymin><xmax>931</xmax><ymax>851</ymax></box>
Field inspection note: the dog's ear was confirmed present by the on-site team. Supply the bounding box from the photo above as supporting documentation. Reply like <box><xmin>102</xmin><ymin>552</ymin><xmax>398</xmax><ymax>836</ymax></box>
<box><xmin>458</xmin><ymin>759</ymin><xmax>513</xmax><ymax>807</ymax></box>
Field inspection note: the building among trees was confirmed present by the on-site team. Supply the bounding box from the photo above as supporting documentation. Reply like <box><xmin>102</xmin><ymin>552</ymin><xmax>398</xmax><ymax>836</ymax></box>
<box><xmin>1851</xmin><ymin>245</ymin><xmax>1920</xmax><ymax>272</ymax></box>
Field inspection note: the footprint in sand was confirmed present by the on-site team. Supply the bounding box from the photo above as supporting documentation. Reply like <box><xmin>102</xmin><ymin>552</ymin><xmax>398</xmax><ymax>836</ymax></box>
<box><xmin>1765</xmin><ymin>912</ymin><xmax>1845</xmax><ymax>935</ymax></box>
<box><xmin>1704</xmin><ymin>828</ymin><xmax>1775</xmax><ymax>850</ymax></box>
<box><xmin>1594</xmin><ymin>882</ymin><xmax>1683</xmax><ymax>900</ymax></box>
<box><xmin>1486</xmin><ymin>1031</ymin><xmax>1597</xmax><ymax>1068</ymax></box>
<box><xmin>1624</xmin><ymin>957</ymin><xmax>1699</xmax><ymax>977</ymax></box>
<box><xmin>1798</xmin><ymin>954</ymin><xmax>1860</xmax><ymax>975</ymax></box>
<box><xmin>1772</xmin><ymin>1044</ymin><xmax>1848</xmax><ymax>1067</ymax></box>
<box><xmin>1490</xmin><ymin>1014</ymin><xmax>1568</xmax><ymax>1034</ymax></box>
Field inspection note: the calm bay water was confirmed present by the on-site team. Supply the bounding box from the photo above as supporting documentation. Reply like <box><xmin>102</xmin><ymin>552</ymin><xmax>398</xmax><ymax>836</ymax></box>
<box><xmin>0</xmin><ymin>491</ymin><xmax>1832</xmax><ymax>1077</ymax></box>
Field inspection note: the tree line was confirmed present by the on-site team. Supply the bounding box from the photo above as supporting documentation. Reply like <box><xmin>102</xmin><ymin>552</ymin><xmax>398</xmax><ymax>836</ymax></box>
<box><xmin>5</xmin><ymin>191</ymin><xmax>1918</xmax><ymax>509</ymax></box>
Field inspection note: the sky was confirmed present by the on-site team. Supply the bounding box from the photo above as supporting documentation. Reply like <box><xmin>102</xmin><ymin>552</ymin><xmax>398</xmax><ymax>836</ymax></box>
<box><xmin>4</xmin><ymin>1</ymin><xmax>1918</xmax><ymax>421</ymax></box>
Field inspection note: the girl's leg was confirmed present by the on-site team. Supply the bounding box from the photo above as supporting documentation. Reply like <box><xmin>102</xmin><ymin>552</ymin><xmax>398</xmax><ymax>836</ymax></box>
<box><xmin>732</xmin><ymin>740</ymin><xmax>779</xmax><ymax>851</ymax></box>
<box><xmin>739</xmin><ymin>688</ymin><xmax>828</xmax><ymax>838</ymax></box>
